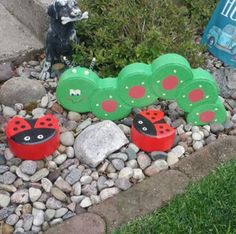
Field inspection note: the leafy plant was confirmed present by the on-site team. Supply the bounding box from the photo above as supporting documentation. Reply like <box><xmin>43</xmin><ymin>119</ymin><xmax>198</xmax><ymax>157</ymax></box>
<box><xmin>74</xmin><ymin>0</ymin><xmax>217</xmax><ymax>77</ymax></box>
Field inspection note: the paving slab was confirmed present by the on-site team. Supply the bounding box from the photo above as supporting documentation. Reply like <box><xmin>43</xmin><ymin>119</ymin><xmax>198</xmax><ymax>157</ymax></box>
<box><xmin>0</xmin><ymin>2</ymin><xmax>43</xmax><ymax>63</ymax></box>
<box><xmin>44</xmin><ymin>213</ymin><xmax>106</xmax><ymax>234</ymax></box>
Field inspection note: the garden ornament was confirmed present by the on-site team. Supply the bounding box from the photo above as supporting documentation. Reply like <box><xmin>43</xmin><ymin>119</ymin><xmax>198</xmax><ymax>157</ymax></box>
<box><xmin>202</xmin><ymin>0</ymin><xmax>236</xmax><ymax>68</ymax></box>
<box><xmin>40</xmin><ymin>0</ymin><xmax>88</xmax><ymax>80</ymax></box>
<box><xmin>131</xmin><ymin>110</ymin><xmax>176</xmax><ymax>152</ymax></box>
<box><xmin>6</xmin><ymin>114</ymin><xmax>60</xmax><ymax>160</ymax></box>
<box><xmin>56</xmin><ymin>53</ymin><xmax>227</xmax><ymax>126</ymax></box>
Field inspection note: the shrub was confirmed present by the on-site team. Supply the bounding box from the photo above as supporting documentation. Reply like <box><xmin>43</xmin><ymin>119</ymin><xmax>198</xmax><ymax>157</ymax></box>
<box><xmin>74</xmin><ymin>0</ymin><xmax>217</xmax><ymax>77</ymax></box>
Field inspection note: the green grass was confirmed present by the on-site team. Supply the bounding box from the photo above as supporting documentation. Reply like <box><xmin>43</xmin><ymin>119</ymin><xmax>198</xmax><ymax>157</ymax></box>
<box><xmin>114</xmin><ymin>160</ymin><xmax>236</xmax><ymax>234</ymax></box>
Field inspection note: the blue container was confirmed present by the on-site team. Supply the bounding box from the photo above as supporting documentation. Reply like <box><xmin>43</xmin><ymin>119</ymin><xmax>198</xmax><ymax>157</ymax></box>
<box><xmin>202</xmin><ymin>0</ymin><xmax>236</xmax><ymax>68</ymax></box>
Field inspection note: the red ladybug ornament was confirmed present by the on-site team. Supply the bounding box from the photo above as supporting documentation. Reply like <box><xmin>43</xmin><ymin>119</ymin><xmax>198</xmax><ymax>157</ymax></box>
<box><xmin>131</xmin><ymin>110</ymin><xmax>176</xmax><ymax>152</ymax></box>
<box><xmin>6</xmin><ymin>114</ymin><xmax>60</xmax><ymax>160</ymax></box>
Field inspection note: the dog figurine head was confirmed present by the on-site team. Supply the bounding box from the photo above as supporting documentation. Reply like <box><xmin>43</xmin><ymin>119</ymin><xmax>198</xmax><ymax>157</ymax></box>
<box><xmin>48</xmin><ymin>0</ymin><xmax>82</xmax><ymax>22</ymax></box>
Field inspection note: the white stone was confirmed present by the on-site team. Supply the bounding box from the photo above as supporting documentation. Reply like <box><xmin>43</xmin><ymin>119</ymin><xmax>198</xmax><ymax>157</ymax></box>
<box><xmin>125</xmin><ymin>160</ymin><xmax>138</xmax><ymax>169</ymax></box>
<box><xmin>3</xmin><ymin>106</ymin><xmax>16</xmax><ymax>117</ymax></box>
<box><xmin>72</xmin><ymin>182</ymin><xmax>82</xmax><ymax>196</ymax></box>
<box><xmin>80</xmin><ymin>197</ymin><xmax>92</xmax><ymax>208</ymax></box>
<box><xmin>41</xmin><ymin>95</ymin><xmax>49</xmax><ymax>108</ymax></box>
<box><xmin>4</xmin><ymin>148</ymin><xmax>14</xmax><ymax>160</ymax></box>
<box><xmin>80</xmin><ymin>176</ymin><xmax>92</xmax><ymax>185</ymax></box>
<box><xmin>60</xmin><ymin>132</ymin><xmax>75</xmax><ymax>146</ymax></box>
<box><xmin>0</xmin><ymin>194</ymin><xmax>10</xmax><ymax>207</ymax></box>
<box><xmin>132</xmin><ymin>169</ymin><xmax>145</xmax><ymax>181</ymax></box>
<box><xmin>68</xmin><ymin>112</ymin><xmax>81</xmax><ymax>121</ymax></box>
<box><xmin>66</xmin><ymin>147</ymin><xmax>75</xmax><ymax>158</ymax></box>
<box><xmin>41</xmin><ymin>178</ymin><xmax>53</xmax><ymax>193</ymax></box>
<box><xmin>100</xmin><ymin>187</ymin><xmax>120</xmax><ymax>201</ymax></box>
<box><xmin>74</xmin><ymin>121</ymin><xmax>129</xmax><ymax>167</ymax></box>
<box><xmin>171</xmin><ymin>145</ymin><xmax>185</xmax><ymax>158</ymax></box>
<box><xmin>192</xmin><ymin>132</ymin><xmax>202</xmax><ymax>141</ymax></box>
<box><xmin>32</xmin><ymin>208</ymin><xmax>44</xmax><ymax>226</ymax></box>
<box><xmin>54</xmin><ymin>154</ymin><xmax>67</xmax><ymax>165</ymax></box>
<box><xmin>29</xmin><ymin>188</ymin><xmax>42</xmax><ymax>202</ymax></box>
<box><xmin>118</xmin><ymin>167</ymin><xmax>133</xmax><ymax>179</ymax></box>
<box><xmin>193</xmin><ymin>141</ymin><xmax>204</xmax><ymax>150</ymax></box>
<box><xmin>167</xmin><ymin>152</ymin><xmax>179</xmax><ymax>166</ymax></box>
<box><xmin>32</xmin><ymin>108</ymin><xmax>46</xmax><ymax>118</ymax></box>
<box><xmin>55</xmin><ymin>208</ymin><xmax>68</xmax><ymax>218</ymax></box>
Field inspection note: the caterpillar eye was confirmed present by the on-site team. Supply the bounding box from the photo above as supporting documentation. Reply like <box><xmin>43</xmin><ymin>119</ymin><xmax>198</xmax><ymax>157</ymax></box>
<box><xmin>142</xmin><ymin>127</ymin><xmax>147</xmax><ymax>131</ymax></box>
<box><xmin>138</xmin><ymin>121</ymin><xmax>143</xmax><ymax>124</ymax></box>
<box><xmin>37</xmin><ymin>135</ymin><xmax>44</xmax><ymax>140</ymax></box>
<box><xmin>24</xmin><ymin>136</ymin><xmax>31</xmax><ymax>141</ymax></box>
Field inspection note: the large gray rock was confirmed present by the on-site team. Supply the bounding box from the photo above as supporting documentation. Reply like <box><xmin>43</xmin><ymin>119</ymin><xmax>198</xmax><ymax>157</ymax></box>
<box><xmin>74</xmin><ymin>121</ymin><xmax>129</xmax><ymax>167</ymax></box>
<box><xmin>0</xmin><ymin>77</ymin><xmax>46</xmax><ymax>106</ymax></box>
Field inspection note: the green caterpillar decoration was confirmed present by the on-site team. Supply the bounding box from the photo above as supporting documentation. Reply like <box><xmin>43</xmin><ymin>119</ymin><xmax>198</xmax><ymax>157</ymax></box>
<box><xmin>56</xmin><ymin>54</ymin><xmax>226</xmax><ymax>126</ymax></box>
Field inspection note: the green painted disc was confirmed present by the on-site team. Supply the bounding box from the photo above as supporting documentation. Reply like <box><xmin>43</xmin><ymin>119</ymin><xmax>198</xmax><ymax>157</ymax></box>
<box><xmin>187</xmin><ymin>99</ymin><xmax>226</xmax><ymax>126</ymax></box>
<box><xmin>150</xmin><ymin>54</ymin><xmax>193</xmax><ymax>100</ymax></box>
<box><xmin>90</xmin><ymin>78</ymin><xmax>131</xmax><ymax>121</ymax></box>
<box><xmin>117</xmin><ymin>63</ymin><xmax>157</xmax><ymax>108</ymax></box>
<box><xmin>177</xmin><ymin>69</ymin><xmax>218</xmax><ymax>112</ymax></box>
<box><xmin>56</xmin><ymin>67</ymin><xmax>99</xmax><ymax>113</ymax></box>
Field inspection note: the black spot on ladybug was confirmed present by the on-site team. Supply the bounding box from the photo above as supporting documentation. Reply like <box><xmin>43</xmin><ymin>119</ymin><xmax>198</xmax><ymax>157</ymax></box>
<box><xmin>15</xmin><ymin>121</ymin><xmax>20</xmax><ymax>125</ymax></box>
<box><xmin>48</xmin><ymin>123</ymin><xmax>53</xmax><ymax>127</ymax></box>
<box><xmin>11</xmin><ymin>128</ymin><xmax>56</xmax><ymax>145</ymax></box>
<box><xmin>133</xmin><ymin>114</ymin><xmax>156</xmax><ymax>136</ymax></box>
<box><xmin>40</xmin><ymin>122</ymin><xmax>45</xmax><ymax>126</ymax></box>
<box><xmin>46</xmin><ymin>118</ymin><xmax>51</xmax><ymax>121</ymax></box>
<box><xmin>13</xmin><ymin>127</ymin><xmax>18</xmax><ymax>131</ymax></box>
<box><xmin>21</xmin><ymin>125</ymin><xmax>26</xmax><ymax>129</ymax></box>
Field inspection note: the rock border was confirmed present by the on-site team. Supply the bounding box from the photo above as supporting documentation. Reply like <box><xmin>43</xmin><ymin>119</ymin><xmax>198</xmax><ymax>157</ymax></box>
<box><xmin>44</xmin><ymin>135</ymin><xmax>236</xmax><ymax>234</ymax></box>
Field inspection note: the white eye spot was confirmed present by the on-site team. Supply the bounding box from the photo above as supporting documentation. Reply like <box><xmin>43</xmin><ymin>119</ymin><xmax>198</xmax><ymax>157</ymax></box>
<box><xmin>142</xmin><ymin>127</ymin><xmax>147</xmax><ymax>131</ymax></box>
<box><xmin>37</xmin><ymin>135</ymin><xmax>44</xmax><ymax>140</ymax></box>
<box><xmin>70</xmin><ymin>89</ymin><xmax>81</xmax><ymax>96</ymax></box>
<box><xmin>138</xmin><ymin>121</ymin><xmax>143</xmax><ymax>124</ymax></box>
<box><xmin>24</xmin><ymin>136</ymin><xmax>31</xmax><ymax>141</ymax></box>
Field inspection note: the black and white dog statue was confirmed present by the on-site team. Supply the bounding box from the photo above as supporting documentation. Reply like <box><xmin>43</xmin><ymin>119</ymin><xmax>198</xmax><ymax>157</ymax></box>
<box><xmin>40</xmin><ymin>0</ymin><xmax>88</xmax><ymax>79</ymax></box>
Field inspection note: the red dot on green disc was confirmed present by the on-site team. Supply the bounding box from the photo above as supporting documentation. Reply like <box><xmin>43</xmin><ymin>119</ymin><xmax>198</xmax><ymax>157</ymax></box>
<box><xmin>129</xmin><ymin>86</ymin><xmax>146</xmax><ymax>99</ymax></box>
<box><xmin>189</xmin><ymin>89</ymin><xmax>205</xmax><ymax>102</ymax></box>
<box><xmin>102</xmin><ymin>100</ymin><xmax>117</xmax><ymax>113</ymax></box>
<box><xmin>162</xmin><ymin>76</ymin><xmax>179</xmax><ymax>90</ymax></box>
<box><xmin>199</xmin><ymin>111</ymin><xmax>215</xmax><ymax>123</ymax></box>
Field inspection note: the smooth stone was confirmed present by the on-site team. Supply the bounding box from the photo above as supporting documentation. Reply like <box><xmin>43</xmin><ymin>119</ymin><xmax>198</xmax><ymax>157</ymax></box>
<box><xmin>0</xmin><ymin>156</ymin><xmax>6</xmax><ymax>165</ymax></box>
<box><xmin>0</xmin><ymin>184</ymin><xmax>16</xmax><ymax>193</ymax></box>
<box><xmin>118</xmin><ymin>124</ymin><xmax>131</xmax><ymax>135</ymax></box>
<box><xmin>132</xmin><ymin>168</ymin><xmax>145</xmax><ymax>181</ymax></box>
<box><xmin>41</xmin><ymin>178</ymin><xmax>53</xmax><ymax>193</ymax></box>
<box><xmin>55</xmin><ymin>208</ymin><xmax>68</xmax><ymax>218</ymax></box>
<box><xmin>125</xmin><ymin>159</ymin><xmax>138</xmax><ymax>169</ymax></box>
<box><xmin>41</xmin><ymin>95</ymin><xmax>49</xmax><ymax>108</ymax></box>
<box><xmin>210</xmin><ymin>123</ymin><xmax>224</xmax><ymax>133</ymax></box>
<box><xmin>100</xmin><ymin>187</ymin><xmax>120</xmax><ymax>201</ymax></box>
<box><xmin>30</xmin><ymin>168</ymin><xmax>49</xmax><ymax>182</ymax></box>
<box><xmin>80</xmin><ymin>176</ymin><xmax>92</xmax><ymax>185</ymax></box>
<box><xmin>71</xmin><ymin>195</ymin><xmax>85</xmax><ymax>203</ymax></box>
<box><xmin>0</xmin><ymin>206</ymin><xmax>16</xmax><ymax>220</ymax></box>
<box><xmin>205</xmin><ymin>135</ymin><xmax>217</xmax><ymax>145</ymax></box>
<box><xmin>167</xmin><ymin>152</ymin><xmax>179</xmax><ymax>166</ymax></box>
<box><xmin>6</xmin><ymin>214</ymin><xmax>19</xmax><ymax>226</ymax></box>
<box><xmin>29</xmin><ymin>188</ymin><xmax>42</xmax><ymax>202</ymax></box>
<box><xmin>108</xmin><ymin>153</ymin><xmax>128</xmax><ymax>161</ymax></box>
<box><xmin>0</xmin><ymin>193</ymin><xmax>10</xmax><ymax>207</ymax></box>
<box><xmin>65</xmin><ymin>168</ymin><xmax>81</xmax><ymax>185</ymax></box>
<box><xmin>224</xmin><ymin>119</ymin><xmax>233</xmax><ymax>130</ymax></box>
<box><xmin>150</xmin><ymin>151</ymin><xmax>167</xmax><ymax>161</ymax></box>
<box><xmin>32</xmin><ymin>208</ymin><xmax>44</xmax><ymax>226</ymax></box>
<box><xmin>60</xmin><ymin>132</ymin><xmax>74</xmax><ymax>146</ymax></box>
<box><xmin>76</xmin><ymin>119</ymin><xmax>92</xmax><ymax>133</ymax></box>
<box><xmin>125</xmin><ymin>148</ymin><xmax>137</xmax><ymax>160</ymax></box>
<box><xmin>2</xmin><ymin>223</ymin><xmax>14</xmax><ymax>234</ymax></box>
<box><xmin>55</xmin><ymin>177</ymin><xmax>72</xmax><ymax>193</ymax></box>
<box><xmin>170</xmin><ymin>145</ymin><xmax>185</xmax><ymax>158</ymax></box>
<box><xmin>33</xmin><ymin>202</ymin><xmax>46</xmax><ymax>210</ymax></box>
<box><xmin>91</xmin><ymin>171</ymin><xmax>99</xmax><ymax>180</ymax></box>
<box><xmin>72</xmin><ymin>182</ymin><xmax>82</xmax><ymax>196</ymax></box>
<box><xmin>0</xmin><ymin>77</ymin><xmax>46</xmax><ymax>107</ymax></box>
<box><xmin>97</xmin><ymin>176</ymin><xmax>108</xmax><ymax>192</ymax></box>
<box><xmin>66</xmin><ymin>147</ymin><xmax>75</xmax><ymax>158</ymax></box>
<box><xmin>90</xmin><ymin>195</ymin><xmax>101</xmax><ymax>205</ymax></box>
<box><xmin>50</xmin><ymin>218</ymin><xmax>63</xmax><ymax>226</ymax></box>
<box><xmin>0</xmin><ymin>165</ymin><xmax>9</xmax><ymax>174</ymax></box>
<box><xmin>80</xmin><ymin>197</ymin><xmax>92</xmax><ymax>208</ymax></box>
<box><xmin>74</xmin><ymin>121</ymin><xmax>128</xmax><ymax>167</ymax></box>
<box><xmin>81</xmin><ymin>182</ymin><xmax>98</xmax><ymax>196</ymax></box>
<box><xmin>193</xmin><ymin>141</ymin><xmax>204</xmax><ymax>150</ymax></box>
<box><xmin>192</xmin><ymin>132</ymin><xmax>202</xmax><ymax>141</ymax></box>
<box><xmin>4</xmin><ymin>148</ymin><xmax>14</xmax><ymax>160</ymax></box>
<box><xmin>22</xmin><ymin>203</ymin><xmax>32</xmax><ymax>215</ymax></box>
<box><xmin>45</xmin><ymin>209</ymin><xmax>56</xmax><ymax>221</ymax></box>
<box><xmin>51</xmin><ymin>187</ymin><xmax>68</xmax><ymax>202</ymax></box>
<box><xmin>111</xmin><ymin>159</ymin><xmax>125</xmax><ymax>171</ymax></box>
<box><xmin>62</xmin><ymin>211</ymin><xmax>75</xmax><ymax>220</ymax></box>
<box><xmin>2</xmin><ymin>106</ymin><xmax>16</xmax><ymax>117</ymax></box>
<box><xmin>11</xmin><ymin>190</ymin><xmax>29</xmax><ymax>204</ymax></box>
<box><xmin>20</xmin><ymin>161</ymin><xmax>37</xmax><ymax>175</ymax></box>
<box><xmin>32</xmin><ymin>225</ymin><xmax>42</xmax><ymax>232</ymax></box>
<box><xmin>54</xmin><ymin>154</ymin><xmax>67</xmax><ymax>165</ymax></box>
<box><xmin>144</xmin><ymin>160</ymin><xmax>168</xmax><ymax>176</ymax></box>
<box><xmin>15</xmin><ymin>219</ymin><xmax>23</xmax><ymax>228</ymax></box>
<box><xmin>16</xmin><ymin>168</ymin><xmax>30</xmax><ymax>181</ymax></box>
<box><xmin>46</xmin><ymin>197</ymin><xmax>62</xmax><ymax>209</ymax></box>
<box><xmin>48</xmin><ymin>169</ymin><xmax>61</xmax><ymax>183</ymax></box>
<box><xmin>59</xmin><ymin>159</ymin><xmax>77</xmax><ymax>170</ymax></box>
<box><xmin>118</xmin><ymin>167</ymin><xmax>133</xmax><ymax>179</ymax></box>
<box><xmin>115</xmin><ymin>178</ymin><xmax>132</xmax><ymax>190</ymax></box>
<box><xmin>137</xmin><ymin>153</ymin><xmax>151</xmax><ymax>170</ymax></box>
<box><xmin>68</xmin><ymin>112</ymin><xmax>81</xmax><ymax>122</ymax></box>
<box><xmin>23</xmin><ymin>214</ymin><xmax>33</xmax><ymax>231</ymax></box>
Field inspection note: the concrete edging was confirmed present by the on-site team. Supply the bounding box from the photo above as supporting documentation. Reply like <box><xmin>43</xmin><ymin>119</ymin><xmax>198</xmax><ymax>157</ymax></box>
<box><xmin>45</xmin><ymin>136</ymin><xmax>236</xmax><ymax>234</ymax></box>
